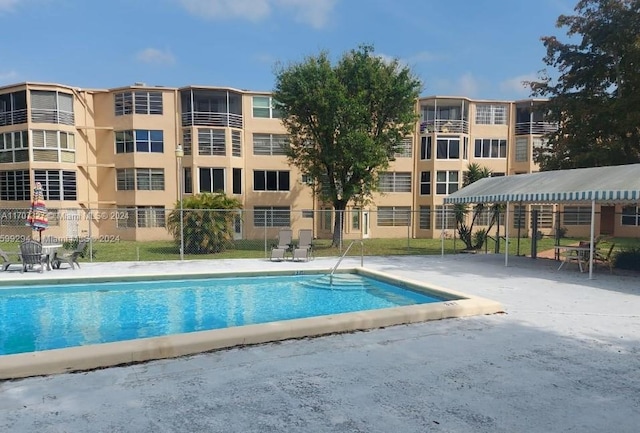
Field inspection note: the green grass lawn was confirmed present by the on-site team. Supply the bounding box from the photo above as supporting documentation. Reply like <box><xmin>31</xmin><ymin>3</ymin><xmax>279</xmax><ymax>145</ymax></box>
<box><xmin>2</xmin><ymin>236</ymin><xmax>637</xmax><ymax>263</ymax></box>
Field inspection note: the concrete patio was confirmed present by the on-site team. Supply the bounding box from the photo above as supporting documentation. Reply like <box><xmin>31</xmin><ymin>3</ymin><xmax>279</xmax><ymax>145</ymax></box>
<box><xmin>1</xmin><ymin>253</ymin><xmax>639</xmax><ymax>432</ymax></box>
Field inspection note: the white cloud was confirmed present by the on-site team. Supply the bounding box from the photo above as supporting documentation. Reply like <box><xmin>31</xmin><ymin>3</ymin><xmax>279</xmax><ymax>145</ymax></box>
<box><xmin>406</xmin><ymin>51</ymin><xmax>438</xmax><ymax>64</ymax></box>
<box><xmin>274</xmin><ymin>0</ymin><xmax>337</xmax><ymax>29</ymax></box>
<box><xmin>0</xmin><ymin>0</ymin><xmax>20</xmax><ymax>12</ymax></box>
<box><xmin>136</xmin><ymin>48</ymin><xmax>176</xmax><ymax>66</ymax></box>
<box><xmin>254</xmin><ymin>52</ymin><xmax>277</xmax><ymax>65</ymax></box>
<box><xmin>177</xmin><ymin>0</ymin><xmax>271</xmax><ymax>21</ymax></box>
<box><xmin>0</xmin><ymin>70</ymin><xmax>19</xmax><ymax>84</ymax></box>
<box><xmin>176</xmin><ymin>0</ymin><xmax>337</xmax><ymax>28</ymax></box>
<box><xmin>499</xmin><ymin>73</ymin><xmax>538</xmax><ymax>97</ymax></box>
<box><xmin>456</xmin><ymin>73</ymin><xmax>480</xmax><ymax>97</ymax></box>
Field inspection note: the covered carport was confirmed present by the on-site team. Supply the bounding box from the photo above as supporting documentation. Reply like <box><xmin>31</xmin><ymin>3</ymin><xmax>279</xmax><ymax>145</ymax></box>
<box><xmin>443</xmin><ymin>163</ymin><xmax>640</xmax><ymax>279</ymax></box>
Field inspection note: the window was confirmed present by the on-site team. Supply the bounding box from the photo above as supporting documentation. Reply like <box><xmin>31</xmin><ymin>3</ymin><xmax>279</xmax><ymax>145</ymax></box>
<box><xmin>184</xmin><ymin>167</ymin><xmax>193</xmax><ymax>194</ymax></box>
<box><xmin>321</xmin><ymin>207</ymin><xmax>332</xmax><ymax>230</ymax></box>
<box><xmin>394</xmin><ymin>137</ymin><xmax>412</xmax><ymax>158</ymax></box>
<box><xmin>475</xmin><ymin>104</ymin><xmax>507</xmax><ymax>125</ymax></box>
<box><xmin>0</xmin><ymin>170</ymin><xmax>29</xmax><ymax>200</ymax></box>
<box><xmin>254</xmin><ymin>170</ymin><xmax>290</xmax><ymax>191</ymax></box>
<box><xmin>232</xmin><ymin>168</ymin><xmax>242</xmax><ymax>194</ymax></box>
<box><xmin>34</xmin><ymin>170</ymin><xmax>77</xmax><ymax>200</ymax></box>
<box><xmin>253</xmin><ymin>133</ymin><xmax>289</xmax><ymax>155</ymax></box>
<box><xmin>420</xmin><ymin>136</ymin><xmax>431</xmax><ymax>160</ymax></box>
<box><xmin>301</xmin><ymin>174</ymin><xmax>313</xmax><ymax>186</ymax></box>
<box><xmin>419</xmin><ymin>171</ymin><xmax>431</xmax><ymax>195</ymax></box>
<box><xmin>114</xmin><ymin>92</ymin><xmax>133</xmax><ymax>115</ymax></box>
<box><xmin>435</xmin><ymin>205</ymin><xmax>456</xmax><ymax>229</ymax></box>
<box><xmin>622</xmin><ymin>206</ymin><xmax>640</xmax><ymax>226</ymax></box>
<box><xmin>198</xmin><ymin>128</ymin><xmax>226</xmax><ymax>156</ymax></box>
<box><xmin>476</xmin><ymin>209</ymin><xmax>495</xmax><ymax>226</ymax></box>
<box><xmin>532</xmin><ymin>137</ymin><xmax>549</xmax><ymax>152</ymax></box>
<box><xmin>231</xmin><ymin>130</ymin><xmax>242</xmax><ymax>157</ymax></box>
<box><xmin>474</xmin><ymin>139</ymin><xmax>507</xmax><ymax>158</ymax></box>
<box><xmin>136</xmin><ymin>206</ymin><xmax>166</xmax><ymax>228</ymax></box>
<box><xmin>199</xmin><ymin>168</ymin><xmax>225</xmax><ymax>193</ymax></box>
<box><xmin>136</xmin><ymin>168</ymin><xmax>164</xmax><ymax>191</ymax></box>
<box><xmin>379</xmin><ymin>172</ymin><xmax>411</xmax><ymax>192</ymax></box>
<box><xmin>254</xmin><ymin>206</ymin><xmax>290</xmax><ymax>227</ymax></box>
<box><xmin>436</xmin><ymin>171</ymin><xmax>459</xmax><ymax>194</ymax></box>
<box><xmin>419</xmin><ymin>206</ymin><xmax>431</xmax><ymax>229</ymax></box>
<box><xmin>115</xmin><ymin>130</ymin><xmax>163</xmax><ymax>153</ymax></box>
<box><xmin>513</xmin><ymin>205</ymin><xmax>527</xmax><ymax>229</ymax></box>
<box><xmin>530</xmin><ymin>205</ymin><xmax>553</xmax><ymax>228</ymax></box>
<box><xmin>117</xmin><ymin>206</ymin><xmax>165</xmax><ymax>228</ymax></box>
<box><xmin>135</xmin><ymin>130</ymin><xmax>164</xmax><ymax>153</ymax></box>
<box><xmin>563</xmin><ymin>206</ymin><xmax>591</xmax><ymax>225</ymax></box>
<box><xmin>0</xmin><ymin>90</ymin><xmax>27</xmax><ymax>126</ymax></box>
<box><xmin>436</xmin><ymin>137</ymin><xmax>460</xmax><ymax>159</ymax></box>
<box><xmin>116</xmin><ymin>208</ymin><xmax>136</xmax><ymax>229</ymax></box>
<box><xmin>30</xmin><ymin>90</ymin><xmax>74</xmax><ymax>125</ymax></box>
<box><xmin>463</xmin><ymin>136</ymin><xmax>469</xmax><ymax>159</ymax></box>
<box><xmin>377</xmin><ymin>206</ymin><xmax>411</xmax><ymax>226</ymax></box>
<box><xmin>252</xmin><ymin>96</ymin><xmax>283</xmax><ymax>118</ymax></box>
<box><xmin>134</xmin><ymin>91</ymin><xmax>163</xmax><ymax>115</ymax></box>
<box><xmin>515</xmin><ymin>137</ymin><xmax>528</xmax><ymax>162</ymax></box>
<box><xmin>352</xmin><ymin>208</ymin><xmax>360</xmax><ymax>230</ymax></box>
<box><xmin>115</xmin><ymin>91</ymin><xmax>163</xmax><ymax>116</ymax></box>
<box><xmin>31</xmin><ymin>130</ymin><xmax>76</xmax><ymax>163</ymax></box>
<box><xmin>0</xmin><ymin>131</ymin><xmax>29</xmax><ymax>163</ymax></box>
<box><xmin>182</xmin><ymin>129</ymin><xmax>192</xmax><ymax>155</ymax></box>
<box><xmin>116</xmin><ymin>169</ymin><xmax>135</xmax><ymax>190</ymax></box>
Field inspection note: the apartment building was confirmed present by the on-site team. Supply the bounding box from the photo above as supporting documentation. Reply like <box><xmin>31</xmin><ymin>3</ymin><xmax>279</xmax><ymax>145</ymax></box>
<box><xmin>0</xmin><ymin>81</ymin><xmax>635</xmax><ymax>242</ymax></box>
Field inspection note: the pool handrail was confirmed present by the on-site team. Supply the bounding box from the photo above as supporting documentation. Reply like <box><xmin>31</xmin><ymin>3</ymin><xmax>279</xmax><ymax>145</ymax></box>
<box><xmin>330</xmin><ymin>240</ymin><xmax>364</xmax><ymax>285</ymax></box>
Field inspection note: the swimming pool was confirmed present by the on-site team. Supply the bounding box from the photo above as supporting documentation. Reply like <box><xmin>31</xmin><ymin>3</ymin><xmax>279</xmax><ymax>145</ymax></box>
<box><xmin>0</xmin><ymin>273</ymin><xmax>443</xmax><ymax>356</ymax></box>
<box><xmin>0</xmin><ymin>268</ymin><xmax>503</xmax><ymax>379</ymax></box>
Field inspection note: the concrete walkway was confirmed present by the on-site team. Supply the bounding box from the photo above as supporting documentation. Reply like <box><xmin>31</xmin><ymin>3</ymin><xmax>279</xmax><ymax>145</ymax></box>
<box><xmin>1</xmin><ymin>254</ymin><xmax>639</xmax><ymax>432</ymax></box>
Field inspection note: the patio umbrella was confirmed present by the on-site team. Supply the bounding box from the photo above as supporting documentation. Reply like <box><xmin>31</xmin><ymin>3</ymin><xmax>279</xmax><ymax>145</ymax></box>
<box><xmin>26</xmin><ymin>182</ymin><xmax>48</xmax><ymax>242</ymax></box>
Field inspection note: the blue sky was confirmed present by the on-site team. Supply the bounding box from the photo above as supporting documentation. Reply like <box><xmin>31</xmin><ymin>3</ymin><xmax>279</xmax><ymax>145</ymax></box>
<box><xmin>0</xmin><ymin>0</ymin><xmax>575</xmax><ymax>100</ymax></box>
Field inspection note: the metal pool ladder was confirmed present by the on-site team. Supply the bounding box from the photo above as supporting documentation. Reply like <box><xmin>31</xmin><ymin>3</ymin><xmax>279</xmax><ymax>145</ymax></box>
<box><xmin>329</xmin><ymin>240</ymin><xmax>364</xmax><ymax>285</ymax></box>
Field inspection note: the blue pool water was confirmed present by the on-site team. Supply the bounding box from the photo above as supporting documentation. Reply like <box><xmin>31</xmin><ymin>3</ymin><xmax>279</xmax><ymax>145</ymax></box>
<box><xmin>0</xmin><ymin>273</ymin><xmax>446</xmax><ymax>355</ymax></box>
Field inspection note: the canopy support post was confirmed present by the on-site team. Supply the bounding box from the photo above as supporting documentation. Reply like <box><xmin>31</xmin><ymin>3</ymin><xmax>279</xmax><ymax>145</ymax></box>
<box><xmin>589</xmin><ymin>199</ymin><xmax>595</xmax><ymax>279</ymax></box>
<box><xmin>440</xmin><ymin>204</ymin><xmax>445</xmax><ymax>256</ymax></box>
<box><xmin>505</xmin><ymin>201</ymin><xmax>510</xmax><ymax>267</ymax></box>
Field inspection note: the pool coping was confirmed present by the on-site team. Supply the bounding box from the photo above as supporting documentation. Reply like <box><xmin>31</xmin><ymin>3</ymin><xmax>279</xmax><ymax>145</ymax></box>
<box><xmin>0</xmin><ymin>267</ymin><xmax>504</xmax><ymax>380</ymax></box>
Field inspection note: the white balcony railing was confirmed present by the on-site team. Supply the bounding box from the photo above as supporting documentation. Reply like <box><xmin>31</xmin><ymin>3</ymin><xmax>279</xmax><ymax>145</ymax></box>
<box><xmin>515</xmin><ymin>121</ymin><xmax>558</xmax><ymax>135</ymax></box>
<box><xmin>181</xmin><ymin>112</ymin><xmax>243</xmax><ymax>129</ymax></box>
<box><xmin>420</xmin><ymin>119</ymin><xmax>469</xmax><ymax>134</ymax></box>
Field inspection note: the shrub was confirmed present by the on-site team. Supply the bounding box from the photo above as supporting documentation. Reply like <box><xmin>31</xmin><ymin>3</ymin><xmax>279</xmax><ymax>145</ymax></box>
<box><xmin>613</xmin><ymin>246</ymin><xmax>640</xmax><ymax>271</ymax></box>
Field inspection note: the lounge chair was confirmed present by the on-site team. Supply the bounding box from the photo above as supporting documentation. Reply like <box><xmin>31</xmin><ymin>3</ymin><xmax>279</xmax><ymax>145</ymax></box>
<box><xmin>52</xmin><ymin>239</ymin><xmax>88</xmax><ymax>270</ymax></box>
<box><xmin>19</xmin><ymin>239</ymin><xmax>46</xmax><ymax>273</ymax></box>
<box><xmin>292</xmin><ymin>229</ymin><xmax>313</xmax><ymax>261</ymax></box>
<box><xmin>270</xmin><ymin>229</ymin><xmax>293</xmax><ymax>261</ymax></box>
<box><xmin>594</xmin><ymin>243</ymin><xmax>615</xmax><ymax>273</ymax></box>
<box><xmin>0</xmin><ymin>248</ymin><xmax>20</xmax><ymax>271</ymax></box>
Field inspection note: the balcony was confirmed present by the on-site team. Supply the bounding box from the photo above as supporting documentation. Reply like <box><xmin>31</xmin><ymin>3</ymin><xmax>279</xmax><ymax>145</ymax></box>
<box><xmin>31</xmin><ymin>109</ymin><xmax>75</xmax><ymax>126</ymax></box>
<box><xmin>420</xmin><ymin>119</ymin><xmax>469</xmax><ymax>135</ymax></box>
<box><xmin>514</xmin><ymin>121</ymin><xmax>558</xmax><ymax>135</ymax></box>
<box><xmin>181</xmin><ymin>112</ymin><xmax>243</xmax><ymax>129</ymax></box>
<box><xmin>0</xmin><ymin>109</ymin><xmax>28</xmax><ymax>126</ymax></box>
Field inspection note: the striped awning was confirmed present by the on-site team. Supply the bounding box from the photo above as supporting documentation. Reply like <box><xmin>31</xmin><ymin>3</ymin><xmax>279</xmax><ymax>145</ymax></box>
<box><xmin>444</xmin><ymin>163</ymin><xmax>640</xmax><ymax>205</ymax></box>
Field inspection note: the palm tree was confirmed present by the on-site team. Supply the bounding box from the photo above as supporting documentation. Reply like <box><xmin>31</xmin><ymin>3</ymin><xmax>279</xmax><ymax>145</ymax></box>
<box><xmin>454</xmin><ymin>163</ymin><xmax>499</xmax><ymax>250</ymax></box>
<box><xmin>167</xmin><ymin>192</ymin><xmax>242</xmax><ymax>254</ymax></box>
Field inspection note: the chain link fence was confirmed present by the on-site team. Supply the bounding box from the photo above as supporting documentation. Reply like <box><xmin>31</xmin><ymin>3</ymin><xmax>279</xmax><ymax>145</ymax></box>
<box><xmin>0</xmin><ymin>205</ymin><xmax>631</xmax><ymax>262</ymax></box>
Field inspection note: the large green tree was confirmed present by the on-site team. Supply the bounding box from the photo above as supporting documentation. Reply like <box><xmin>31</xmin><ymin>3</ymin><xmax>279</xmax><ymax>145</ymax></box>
<box><xmin>273</xmin><ymin>44</ymin><xmax>422</xmax><ymax>245</ymax></box>
<box><xmin>528</xmin><ymin>0</ymin><xmax>640</xmax><ymax>170</ymax></box>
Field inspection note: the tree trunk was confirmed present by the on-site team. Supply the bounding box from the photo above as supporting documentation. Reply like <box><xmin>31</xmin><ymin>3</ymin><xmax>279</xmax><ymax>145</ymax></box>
<box><xmin>332</xmin><ymin>201</ymin><xmax>346</xmax><ymax>247</ymax></box>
